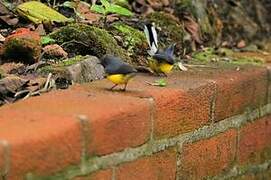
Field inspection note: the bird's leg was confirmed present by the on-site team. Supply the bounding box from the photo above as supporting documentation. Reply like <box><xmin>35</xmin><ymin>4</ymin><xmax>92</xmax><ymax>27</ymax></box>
<box><xmin>121</xmin><ymin>83</ymin><xmax>128</xmax><ymax>91</ymax></box>
<box><xmin>110</xmin><ymin>84</ymin><xmax>118</xmax><ymax>90</ymax></box>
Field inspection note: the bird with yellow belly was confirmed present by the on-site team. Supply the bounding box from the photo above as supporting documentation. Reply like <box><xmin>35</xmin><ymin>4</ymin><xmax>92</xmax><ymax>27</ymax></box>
<box><xmin>144</xmin><ymin>23</ymin><xmax>176</xmax><ymax>76</ymax></box>
<box><xmin>100</xmin><ymin>55</ymin><xmax>137</xmax><ymax>91</ymax></box>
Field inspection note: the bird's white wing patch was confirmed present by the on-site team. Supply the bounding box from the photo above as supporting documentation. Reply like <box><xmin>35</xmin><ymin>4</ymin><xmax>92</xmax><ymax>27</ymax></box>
<box><xmin>151</xmin><ymin>26</ymin><xmax>158</xmax><ymax>49</ymax></box>
<box><xmin>144</xmin><ymin>24</ymin><xmax>158</xmax><ymax>56</ymax></box>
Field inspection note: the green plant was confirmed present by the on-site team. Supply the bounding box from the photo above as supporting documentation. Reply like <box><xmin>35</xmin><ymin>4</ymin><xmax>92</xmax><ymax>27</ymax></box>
<box><xmin>147</xmin><ymin>79</ymin><xmax>167</xmax><ymax>87</ymax></box>
<box><xmin>91</xmin><ymin>0</ymin><xmax>133</xmax><ymax>23</ymax></box>
<box><xmin>41</xmin><ymin>36</ymin><xmax>56</xmax><ymax>45</ymax></box>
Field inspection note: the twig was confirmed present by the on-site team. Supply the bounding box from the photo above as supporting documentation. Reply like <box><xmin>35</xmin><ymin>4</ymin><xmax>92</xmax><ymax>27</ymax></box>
<box><xmin>184</xmin><ymin>64</ymin><xmax>219</xmax><ymax>68</ymax></box>
<box><xmin>60</xmin><ymin>40</ymin><xmax>89</xmax><ymax>48</ymax></box>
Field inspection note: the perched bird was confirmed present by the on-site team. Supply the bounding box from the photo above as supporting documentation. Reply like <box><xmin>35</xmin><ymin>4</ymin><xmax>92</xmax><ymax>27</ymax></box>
<box><xmin>144</xmin><ymin>23</ymin><xmax>176</xmax><ymax>75</ymax></box>
<box><xmin>100</xmin><ymin>55</ymin><xmax>137</xmax><ymax>91</ymax></box>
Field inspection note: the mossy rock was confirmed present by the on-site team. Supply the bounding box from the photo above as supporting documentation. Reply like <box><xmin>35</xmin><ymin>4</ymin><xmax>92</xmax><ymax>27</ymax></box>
<box><xmin>37</xmin><ymin>55</ymin><xmax>84</xmax><ymax>77</ymax></box>
<box><xmin>192</xmin><ymin>48</ymin><xmax>263</xmax><ymax>66</ymax></box>
<box><xmin>146</xmin><ymin>12</ymin><xmax>184</xmax><ymax>55</ymax></box>
<box><xmin>111</xmin><ymin>22</ymin><xmax>148</xmax><ymax>65</ymax></box>
<box><xmin>49</xmin><ymin>23</ymin><xmax>130</xmax><ymax>62</ymax></box>
<box><xmin>38</xmin><ymin>55</ymin><xmax>104</xmax><ymax>83</ymax></box>
<box><xmin>3</xmin><ymin>38</ymin><xmax>41</xmax><ymax>64</ymax></box>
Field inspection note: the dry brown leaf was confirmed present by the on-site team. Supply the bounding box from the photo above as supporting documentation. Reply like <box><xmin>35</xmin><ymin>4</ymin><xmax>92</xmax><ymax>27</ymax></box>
<box><xmin>106</xmin><ymin>14</ymin><xmax>119</xmax><ymax>23</ymax></box>
<box><xmin>27</xmin><ymin>77</ymin><xmax>47</xmax><ymax>92</ymax></box>
<box><xmin>35</xmin><ymin>24</ymin><xmax>46</xmax><ymax>36</ymax></box>
<box><xmin>77</xmin><ymin>1</ymin><xmax>102</xmax><ymax>23</ymax></box>
<box><xmin>43</xmin><ymin>44</ymin><xmax>68</xmax><ymax>58</ymax></box>
<box><xmin>132</xmin><ymin>0</ymin><xmax>154</xmax><ymax>15</ymax></box>
<box><xmin>0</xmin><ymin>15</ymin><xmax>19</xmax><ymax>26</ymax></box>
<box><xmin>0</xmin><ymin>63</ymin><xmax>25</xmax><ymax>74</ymax></box>
<box><xmin>0</xmin><ymin>75</ymin><xmax>29</xmax><ymax>94</ymax></box>
<box><xmin>147</xmin><ymin>0</ymin><xmax>162</xmax><ymax>9</ymax></box>
<box><xmin>0</xmin><ymin>2</ymin><xmax>18</xmax><ymax>26</ymax></box>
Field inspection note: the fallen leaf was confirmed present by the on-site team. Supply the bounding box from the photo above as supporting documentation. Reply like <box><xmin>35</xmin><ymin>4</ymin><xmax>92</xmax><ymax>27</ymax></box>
<box><xmin>0</xmin><ymin>34</ymin><xmax>5</xmax><ymax>42</ymax></box>
<box><xmin>132</xmin><ymin>0</ymin><xmax>153</xmax><ymax>15</ymax></box>
<box><xmin>146</xmin><ymin>78</ymin><xmax>167</xmax><ymax>87</ymax></box>
<box><xmin>16</xmin><ymin>1</ymin><xmax>71</xmax><ymax>24</ymax></box>
<box><xmin>176</xmin><ymin>62</ymin><xmax>188</xmax><ymax>71</ymax></box>
<box><xmin>43</xmin><ymin>44</ymin><xmax>68</xmax><ymax>58</ymax></box>
<box><xmin>0</xmin><ymin>2</ymin><xmax>10</xmax><ymax>15</ymax></box>
<box><xmin>0</xmin><ymin>15</ymin><xmax>19</xmax><ymax>26</ymax></box>
<box><xmin>35</xmin><ymin>24</ymin><xmax>46</xmax><ymax>36</ymax></box>
<box><xmin>0</xmin><ymin>75</ymin><xmax>29</xmax><ymax>94</ymax></box>
<box><xmin>146</xmin><ymin>0</ymin><xmax>163</xmax><ymax>9</ymax></box>
<box><xmin>106</xmin><ymin>14</ymin><xmax>119</xmax><ymax>23</ymax></box>
<box><xmin>0</xmin><ymin>63</ymin><xmax>25</xmax><ymax>74</ymax></box>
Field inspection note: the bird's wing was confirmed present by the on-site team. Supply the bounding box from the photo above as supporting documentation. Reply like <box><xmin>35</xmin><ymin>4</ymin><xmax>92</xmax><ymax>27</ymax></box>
<box><xmin>144</xmin><ymin>24</ymin><xmax>158</xmax><ymax>56</ymax></box>
<box><xmin>165</xmin><ymin>43</ymin><xmax>176</xmax><ymax>57</ymax></box>
<box><xmin>106</xmin><ymin>63</ymin><xmax>136</xmax><ymax>75</ymax></box>
<box><xmin>153</xmin><ymin>50</ymin><xmax>174</xmax><ymax>65</ymax></box>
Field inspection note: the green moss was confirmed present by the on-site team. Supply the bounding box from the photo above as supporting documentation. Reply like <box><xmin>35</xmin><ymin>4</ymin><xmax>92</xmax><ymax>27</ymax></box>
<box><xmin>37</xmin><ymin>55</ymin><xmax>84</xmax><ymax>77</ymax></box>
<box><xmin>57</xmin><ymin>55</ymin><xmax>83</xmax><ymax>67</ymax></box>
<box><xmin>112</xmin><ymin>22</ymin><xmax>146</xmax><ymax>53</ymax></box>
<box><xmin>192</xmin><ymin>48</ymin><xmax>218</xmax><ymax>62</ymax></box>
<box><xmin>49</xmin><ymin>23</ymin><xmax>129</xmax><ymax>62</ymax></box>
<box><xmin>175</xmin><ymin>0</ymin><xmax>196</xmax><ymax>17</ymax></box>
<box><xmin>192</xmin><ymin>47</ymin><xmax>263</xmax><ymax>66</ymax></box>
<box><xmin>231</xmin><ymin>57</ymin><xmax>263</xmax><ymax>66</ymax></box>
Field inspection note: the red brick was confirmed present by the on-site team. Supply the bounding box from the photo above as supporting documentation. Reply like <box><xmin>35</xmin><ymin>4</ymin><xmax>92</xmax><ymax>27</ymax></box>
<box><xmin>0</xmin><ymin>110</ymin><xmax>82</xmax><ymax>179</ymax></box>
<box><xmin>178</xmin><ymin>129</ymin><xmax>237</xmax><ymax>179</ymax></box>
<box><xmin>74</xmin><ymin>169</ymin><xmax>112</xmax><ymax>180</ymax></box>
<box><xmin>116</xmin><ymin>149</ymin><xmax>177</xmax><ymax>180</ymax></box>
<box><xmin>86</xmin><ymin>74</ymin><xmax>215</xmax><ymax>139</ymax></box>
<box><xmin>214</xmin><ymin>68</ymin><xmax>268</xmax><ymax>121</ymax></box>
<box><xmin>238</xmin><ymin>115</ymin><xmax>271</xmax><ymax>164</ymax></box>
<box><xmin>151</xmin><ymin>84</ymin><xmax>214</xmax><ymax>139</ymax></box>
<box><xmin>2</xmin><ymin>87</ymin><xmax>151</xmax><ymax>156</ymax></box>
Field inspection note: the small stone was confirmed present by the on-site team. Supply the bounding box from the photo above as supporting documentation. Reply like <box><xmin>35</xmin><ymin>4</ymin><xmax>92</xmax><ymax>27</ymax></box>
<box><xmin>66</xmin><ymin>55</ymin><xmax>105</xmax><ymax>83</ymax></box>
<box><xmin>237</xmin><ymin>40</ymin><xmax>246</xmax><ymax>49</ymax></box>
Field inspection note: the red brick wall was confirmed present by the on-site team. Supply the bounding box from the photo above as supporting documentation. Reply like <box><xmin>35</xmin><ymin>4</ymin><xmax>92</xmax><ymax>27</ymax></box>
<box><xmin>0</xmin><ymin>66</ymin><xmax>270</xmax><ymax>179</ymax></box>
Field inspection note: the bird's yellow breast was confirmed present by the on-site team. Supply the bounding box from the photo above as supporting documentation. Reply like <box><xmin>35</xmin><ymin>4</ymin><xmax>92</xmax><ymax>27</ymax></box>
<box><xmin>160</xmin><ymin>63</ymin><xmax>173</xmax><ymax>73</ymax></box>
<box><xmin>107</xmin><ymin>74</ymin><xmax>134</xmax><ymax>84</ymax></box>
<box><xmin>148</xmin><ymin>59</ymin><xmax>173</xmax><ymax>74</ymax></box>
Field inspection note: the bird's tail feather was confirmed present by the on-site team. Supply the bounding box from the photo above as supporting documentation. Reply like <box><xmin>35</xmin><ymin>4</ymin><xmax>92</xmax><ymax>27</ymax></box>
<box><xmin>144</xmin><ymin>23</ymin><xmax>158</xmax><ymax>55</ymax></box>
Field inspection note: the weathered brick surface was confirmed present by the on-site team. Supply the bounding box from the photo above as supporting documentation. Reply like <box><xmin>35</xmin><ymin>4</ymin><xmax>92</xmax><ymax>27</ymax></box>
<box><xmin>150</xmin><ymin>83</ymin><xmax>214</xmax><ymax>139</ymax></box>
<box><xmin>74</xmin><ymin>169</ymin><xmax>112</xmax><ymax>180</ymax></box>
<box><xmin>178</xmin><ymin>129</ymin><xmax>237</xmax><ymax>179</ymax></box>
<box><xmin>2</xmin><ymin>87</ymin><xmax>151</xmax><ymax>156</ymax></box>
<box><xmin>238</xmin><ymin>115</ymin><xmax>271</xmax><ymax>165</ymax></box>
<box><xmin>214</xmin><ymin>68</ymin><xmax>268</xmax><ymax>121</ymax></box>
<box><xmin>116</xmin><ymin>149</ymin><xmax>177</xmax><ymax>180</ymax></box>
<box><xmin>87</xmin><ymin>74</ymin><xmax>215</xmax><ymax>139</ymax></box>
<box><xmin>0</xmin><ymin>110</ymin><xmax>82</xmax><ymax>179</ymax></box>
